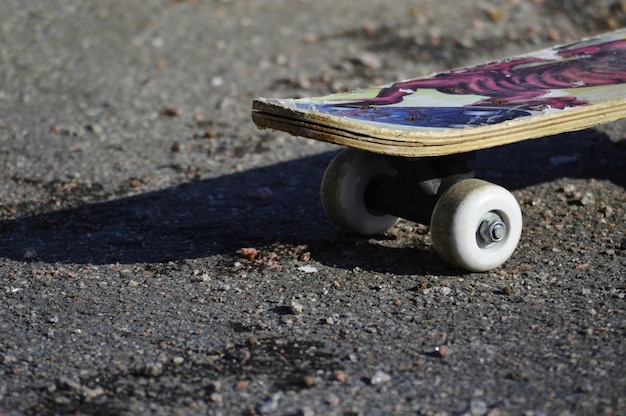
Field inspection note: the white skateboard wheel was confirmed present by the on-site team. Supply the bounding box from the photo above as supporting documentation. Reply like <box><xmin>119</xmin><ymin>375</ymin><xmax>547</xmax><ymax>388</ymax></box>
<box><xmin>430</xmin><ymin>179</ymin><xmax>522</xmax><ymax>272</ymax></box>
<box><xmin>321</xmin><ymin>149</ymin><xmax>399</xmax><ymax>235</ymax></box>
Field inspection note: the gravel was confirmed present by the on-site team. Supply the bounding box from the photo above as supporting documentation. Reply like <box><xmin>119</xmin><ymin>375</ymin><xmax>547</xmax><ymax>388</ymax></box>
<box><xmin>1</xmin><ymin>1</ymin><xmax>625</xmax><ymax>415</ymax></box>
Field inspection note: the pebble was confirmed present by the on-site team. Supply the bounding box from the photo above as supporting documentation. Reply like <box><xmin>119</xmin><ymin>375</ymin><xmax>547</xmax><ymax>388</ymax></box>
<box><xmin>333</xmin><ymin>369</ymin><xmax>347</xmax><ymax>383</ymax></box>
<box><xmin>87</xmin><ymin>123</ymin><xmax>103</xmax><ymax>135</ymax></box>
<box><xmin>240</xmin><ymin>247</ymin><xmax>258</xmax><ymax>260</ymax></box>
<box><xmin>22</xmin><ymin>249</ymin><xmax>37</xmax><ymax>260</ymax></box>
<box><xmin>470</xmin><ymin>398</ymin><xmax>488</xmax><ymax>416</ymax></box>
<box><xmin>562</xmin><ymin>184</ymin><xmax>577</xmax><ymax>195</ymax></box>
<box><xmin>140</xmin><ymin>362</ymin><xmax>163</xmax><ymax>377</ymax></box>
<box><xmin>256</xmin><ymin>393</ymin><xmax>281</xmax><ymax>414</ymax></box>
<box><xmin>162</xmin><ymin>106</ymin><xmax>182</xmax><ymax>117</ymax></box>
<box><xmin>82</xmin><ymin>385</ymin><xmax>104</xmax><ymax>400</ymax></box>
<box><xmin>355</xmin><ymin>52</ymin><xmax>382</xmax><ymax>70</ymax></box>
<box><xmin>325</xmin><ymin>393</ymin><xmax>340</xmax><ymax>406</ymax></box>
<box><xmin>247</xmin><ymin>336</ymin><xmax>260</xmax><ymax>347</ymax></box>
<box><xmin>600</xmin><ymin>204</ymin><xmax>613</xmax><ymax>217</ymax></box>
<box><xmin>578</xmin><ymin>192</ymin><xmax>595</xmax><ymax>206</ymax></box>
<box><xmin>211</xmin><ymin>76</ymin><xmax>224</xmax><ymax>87</ymax></box>
<box><xmin>210</xmin><ymin>392</ymin><xmax>223</xmax><ymax>405</ymax></box>
<box><xmin>436</xmin><ymin>345</ymin><xmax>452</xmax><ymax>358</ymax></box>
<box><xmin>369</xmin><ymin>370</ymin><xmax>391</xmax><ymax>385</ymax></box>
<box><xmin>297</xmin><ymin>407</ymin><xmax>315</xmax><ymax>416</ymax></box>
<box><xmin>302</xmin><ymin>375</ymin><xmax>315</xmax><ymax>388</ymax></box>
<box><xmin>54</xmin><ymin>396</ymin><xmax>71</xmax><ymax>405</ymax></box>
<box><xmin>57</xmin><ymin>376</ymin><xmax>81</xmax><ymax>391</ymax></box>
<box><xmin>289</xmin><ymin>300</ymin><xmax>304</xmax><ymax>315</ymax></box>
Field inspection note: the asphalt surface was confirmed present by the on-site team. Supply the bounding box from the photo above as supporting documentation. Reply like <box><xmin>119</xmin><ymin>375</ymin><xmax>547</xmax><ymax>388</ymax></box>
<box><xmin>1</xmin><ymin>1</ymin><xmax>625</xmax><ymax>415</ymax></box>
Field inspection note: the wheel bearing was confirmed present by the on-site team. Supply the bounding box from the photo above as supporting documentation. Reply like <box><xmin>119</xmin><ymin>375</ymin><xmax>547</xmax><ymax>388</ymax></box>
<box><xmin>477</xmin><ymin>211</ymin><xmax>507</xmax><ymax>247</ymax></box>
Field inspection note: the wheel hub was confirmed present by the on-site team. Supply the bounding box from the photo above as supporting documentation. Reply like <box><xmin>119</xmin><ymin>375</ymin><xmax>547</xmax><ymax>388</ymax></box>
<box><xmin>477</xmin><ymin>212</ymin><xmax>507</xmax><ymax>247</ymax></box>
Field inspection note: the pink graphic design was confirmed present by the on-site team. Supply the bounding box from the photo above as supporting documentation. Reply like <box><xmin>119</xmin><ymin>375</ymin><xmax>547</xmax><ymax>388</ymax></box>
<box><xmin>336</xmin><ymin>40</ymin><xmax>626</xmax><ymax>110</ymax></box>
<box><xmin>337</xmin><ymin>38</ymin><xmax>626</xmax><ymax>111</ymax></box>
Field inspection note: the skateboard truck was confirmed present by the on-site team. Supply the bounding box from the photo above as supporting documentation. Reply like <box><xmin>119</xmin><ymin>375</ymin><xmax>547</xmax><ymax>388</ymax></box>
<box><xmin>363</xmin><ymin>152</ymin><xmax>475</xmax><ymax>226</ymax></box>
<box><xmin>320</xmin><ymin>149</ymin><xmax>522</xmax><ymax>272</ymax></box>
<box><xmin>365</xmin><ymin>152</ymin><xmax>517</xmax><ymax>249</ymax></box>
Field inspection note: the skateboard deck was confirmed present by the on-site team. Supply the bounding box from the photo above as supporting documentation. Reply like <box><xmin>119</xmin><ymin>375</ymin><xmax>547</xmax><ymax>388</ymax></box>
<box><xmin>252</xmin><ymin>29</ymin><xmax>626</xmax><ymax>157</ymax></box>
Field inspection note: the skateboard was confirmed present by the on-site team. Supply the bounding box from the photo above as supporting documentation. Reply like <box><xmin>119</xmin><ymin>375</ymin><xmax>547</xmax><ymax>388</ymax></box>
<box><xmin>252</xmin><ymin>30</ymin><xmax>626</xmax><ymax>272</ymax></box>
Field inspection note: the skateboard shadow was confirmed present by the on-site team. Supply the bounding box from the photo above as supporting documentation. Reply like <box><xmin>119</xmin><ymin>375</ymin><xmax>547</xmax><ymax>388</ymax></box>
<box><xmin>0</xmin><ymin>153</ymin><xmax>330</xmax><ymax>265</ymax></box>
<box><xmin>0</xmin><ymin>152</ymin><xmax>442</xmax><ymax>273</ymax></box>
<box><xmin>472</xmin><ymin>129</ymin><xmax>626</xmax><ymax>191</ymax></box>
<box><xmin>0</xmin><ymin>129</ymin><xmax>624</xmax><ymax>274</ymax></box>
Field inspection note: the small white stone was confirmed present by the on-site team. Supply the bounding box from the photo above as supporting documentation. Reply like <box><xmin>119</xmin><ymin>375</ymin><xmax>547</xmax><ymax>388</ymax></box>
<box><xmin>470</xmin><ymin>399</ymin><xmax>488</xmax><ymax>416</ymax></box>
<box><xmin>369</xmin><ymin>370</ymin><xmax>391</xmax><ymax>385</ymax></box>
<box><xmin>289</xmin><ymin>300</ymin><xmax>304</xmax><ymax>315</ymax></box>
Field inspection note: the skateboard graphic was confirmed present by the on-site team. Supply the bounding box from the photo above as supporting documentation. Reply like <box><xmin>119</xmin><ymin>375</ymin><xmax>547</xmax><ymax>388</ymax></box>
<box><xmin>252</xmin><ymin>30</ymin><xmax>626</xmax><ymax>272</ymax></box>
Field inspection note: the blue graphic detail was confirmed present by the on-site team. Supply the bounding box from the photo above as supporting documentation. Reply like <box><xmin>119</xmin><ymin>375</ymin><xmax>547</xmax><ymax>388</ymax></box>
<box><xmin>295</xmin><ymin>104</ymin><xmax>532</xmax><ymax>128</ymax></box>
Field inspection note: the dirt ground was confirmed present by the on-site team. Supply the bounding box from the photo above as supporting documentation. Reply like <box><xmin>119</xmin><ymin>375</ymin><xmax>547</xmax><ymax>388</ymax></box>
<box><xmin>0</xmin><ymin>1</ymin><xmax>625</xmax><ymax>415</ymax></box>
